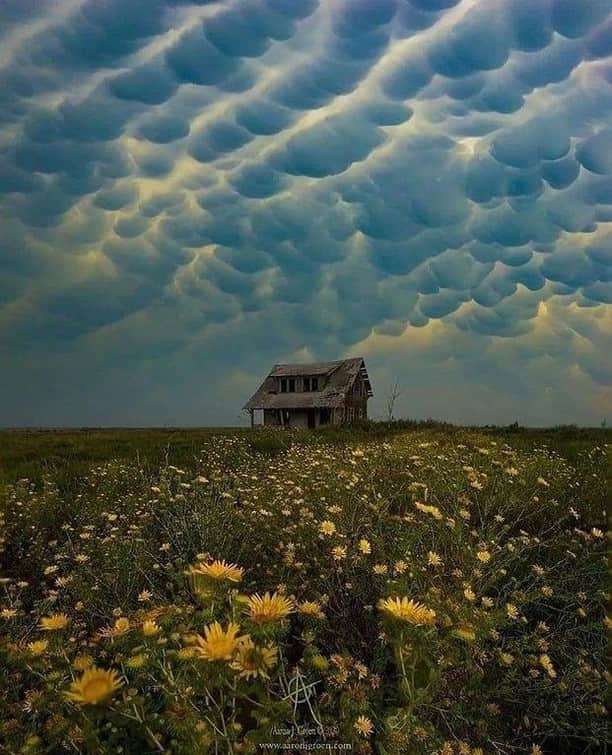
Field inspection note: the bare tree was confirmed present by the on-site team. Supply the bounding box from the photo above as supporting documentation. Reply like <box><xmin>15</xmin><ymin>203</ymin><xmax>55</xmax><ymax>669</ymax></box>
<box><xmin>385</xmin><ymin>380</ymin><xmax>401</xmax><ymax>422</ymax></box>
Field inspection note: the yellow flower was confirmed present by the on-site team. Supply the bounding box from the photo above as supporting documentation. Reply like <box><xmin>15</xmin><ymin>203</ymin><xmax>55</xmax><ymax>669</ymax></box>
<box><xmin>358</xmin><ymin>539</ymin><xmax>371</xmax><ymax>555</ymax></box>
<box><xmin>530</xmin><ymin>746</ymin><xmax>543</xmax><ymax>755</ymax></box>
<box><xmin>126</xmin><ymin>654</ymin><xmax>147</xmax><ymax>669</ymax></box>
<box><xmin>188</xmin><ymin>559</ymin><xmax>244</xmax><ymax>583</ymax></box>
<box><xmin>394</xmin><ymin>560</ymin><xmax>408</xmax><ymax>575</ymax></box>
<box><xmin>476</xmin><ymin>550</ymin><xmax>491</xmax><ymax>563</ymax></box>
<box><xmin>142</xmin><ymin>620</ymin><xmax>160</xmax><ymax>637</ymax></box>
<box><xmin>354</xmin><ymin>715</ymin><xmax>373</xmax><ymax>737</ymax></box>
<box><xmin>298</xmin><ymin>601</ymin><xmax>326</xmax><ymax>619</ymax></box>
<box><xmin>539</xmin><ymin>654</ymin><xmax>557</xmax><ymax>679</ymax></box>
<box><xmin>195</xmin><ymin>622</ymin><xmax>245</xmax><ymax>661</ymax></box>
<box><xmin>27</xmin><ymin>640</ymin><xmax>49</xmax><ymax>656</ymax></box>
<box><xmin>378</xmin><ymin>596</ymin><xmax>436</xmax><ymax>626</ymax></box>
<box><xmin>319</xmin><ymin>521</ymin><xmax>336</xmax><ymax>536</ymax></box>
<box><xmin>373</xmin><ymin>563</ymin><xmax>388</xmax><ymax>575</ymax></box>
<box><xmin>451</xmin><ymin>625</ymin><xmax>476</xmax><ymax>642</ymax></box>
<box><xmin>463</xmin><ymin>587</ymin><xmax>476</xmax><ymax>602</ymax></box>
<box><xmin>230</xmin><ymin>637</ymin><xmax>277</xmax><ymax>679</ymax></box>
<box><xmin>506</xmin><ymin>603</ymin><xmax>519</xmax><ymax>620</ymax></box>
<box><xmin>108</xmin><ymin>617</ymin><xmax>130</xmax><ymax>636</ymax></box>
<box><xmin>332</xmin><ymin>546</ymin><xmax>347</xmax><ymax>561</ymax></box>
<box><xmin>40</xmin><ymin>613</ymin><xmax>69</xmax><ymax>631</ymax></box>
<box><xmin>414</xmin><ymin>503</ymin><xmax>443</xmax><ymax>520</ymax></box>
<box><xmin>500</xmin><ymin>652</ymin><xmax>514</xmax><ymax>666</ymax></box>
<box><xmin>65</xmin><ymin>667</ymin><xmax>123</xmax><ymax>705</ymax></box>
<box><xmin>427</xmin><ymin>551</ymin><xmax>443</xmax><ymax>567</ymax></box>
<box><xmin>245</xmin><ymin>592</ymin><xmax>294</xmax><ymax>625</ymax></box>
<box><xmin>72</xmin><ymin>655</ymin><xmax>94</xmax><ymax>671</ymax></box>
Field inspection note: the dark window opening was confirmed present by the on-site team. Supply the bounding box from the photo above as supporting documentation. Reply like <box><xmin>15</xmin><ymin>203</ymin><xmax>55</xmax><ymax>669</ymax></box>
<box><xmin>289</xmin><ymin>378</ymin><xmax>296</xmax><ymax>392</ymax></box>
<box><xmin>280</xmin><ymin>378</ymin><xmax>287</xmax><ymax>393</ymax></box>
<box><xmin>304</xmin><ymin>377</ymin><xmax>311</xmax><ymax>392</ymax></box>
<box><xmin>312</xmin><ymin>377</ymin><xmax>319</xmax><ymax>391</ymax></box>
<box><xmin>320</xmin><ymin>408</ymin><xmax>331</xmax><ymax>425</ymax></box>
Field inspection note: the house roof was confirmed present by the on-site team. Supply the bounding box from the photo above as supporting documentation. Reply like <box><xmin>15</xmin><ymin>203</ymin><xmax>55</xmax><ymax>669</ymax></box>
<box><xmin>243</xmin><ymin>357</ymin><xmax>373</xmax><ymax>410</ymax></box>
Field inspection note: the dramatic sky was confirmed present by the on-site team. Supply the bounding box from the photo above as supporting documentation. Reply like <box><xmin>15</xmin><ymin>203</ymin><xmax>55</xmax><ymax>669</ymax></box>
<box><xmin>1</xmin><ymin>0</ymin><xmax>611</xmax><ymax>427</ymax></box>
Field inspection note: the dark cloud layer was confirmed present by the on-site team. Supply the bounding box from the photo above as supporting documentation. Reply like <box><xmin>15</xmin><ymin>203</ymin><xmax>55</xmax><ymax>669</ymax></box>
<box><xmin>0</xmin><ymin>0</ymin><xmax>611</xmax><ymax>426</ymax></box>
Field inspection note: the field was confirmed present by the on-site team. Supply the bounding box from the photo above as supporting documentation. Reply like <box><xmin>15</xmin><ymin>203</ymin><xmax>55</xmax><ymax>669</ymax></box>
<box><xmin>0</xmin><ymin>425</ymin><xmax>609</xmax><ymax>755</ymax></box>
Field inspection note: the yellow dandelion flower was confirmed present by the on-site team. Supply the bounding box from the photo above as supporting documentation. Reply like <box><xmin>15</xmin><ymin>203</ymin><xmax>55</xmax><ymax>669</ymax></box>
<box><xmin>230</xmin><ymin>637</ymin><xmax>277</xmax><ymax>679</ymax></box>
<box><xmin>142</xmin><ymin>620</ymin><xmax>160</xmax><ymax>637</ymax></box>
<box><xmin>500</xmin><ymin>652</ymin><xmax>514</xmax><ymax>666</ymax></box>
<box><xmin>319</xmin><ymin>521</ymin><xmax>337</xmax><ymax>536</ymax></box>
<box><xmin>245</xmin><ymin>592</ymin><xmax>294</xmax><ymax>624</ymax></box>
<box><xmin>506</xmin><ymin>603</ymin><xmax>519</xmax><ymax>620</ymax></box>
<box><xmin>451</xmin><ymin>624</ymin><xmax>476</xmax><ymax>642</ymax></box>
<box><xmin>27</xmin><ymin>640</ymin><xmax>49</xmax><ymax>656</ymax></box>
<box><xmin>126</xmin><ymin>654</ymin><xmax>147</xmax><ymax>669</ymax></box>
<box><xmin>195</xmin><ymin>621</ymin><xmax>245</xmax><ymax>661</ymax></box>
<box><xmin>378</xmin><ymin>596</ymin><xmax>436</xmax><ymax>626</ymax></box>
<box><xmin>177</xmin><ymin>647</ymin><xmax>199</xmax><ymax>661</ymax></box>
<box><xmin>354</xmin><ymin>715</ymin><xmax>373</xmax><ymax>737</ymax></box>
<box><xmin>539</xmin><ymin>654</ymin><xmax>557</xmax><ymax>679</ymax></box>
<box><xmin>530</xmin><ymin>746</ymin><xmax>543</xmax><ymax>755</ymax></box>
<box><xmin>463</xmin><ymin>587</ymin><xmax>476</xmax><ymax>602</ymax></box>
<box><xmin>332</xmin><ymin>546</ymin><xmax>347</xmax><ymax>561</ymax></box>
<box><xmin>188</xmin><ymin>559</ymin><xmax>244</xmax><ymax>583</ymax></box>
<box><xmin>358</xmin><ymin>539</ymin><xmax>372</xmax><ymax>555</ymax></box>
<box><xmin>65</xmin><ymin>667</ymin><xmax>123</xmax><ymax>705</ymax></box>
<box><xmin>427</xmin><ymin>551</ymin><xmax>443</xmax><ymax>567</ymax></box>
<box><xmin>394</xmin><ymin>560</ymin><xmax>408</xmax><ymax>575</ymax></box>
<box><xmin>72</xmin><ymin>655</ymin><xmax>94</xmax><ymax>671</ymax></box>
<box><xmin>373</xmin><ymin>563</ymin><xmax>388</xmax><ymax>575</ymax></box>
<box><xmin>298</xmin><ymin>601</ymin><xmax>326</xmax><ymax>619</ymax></box>
<box><xmin>40</xmin><ymin>613</ymin><xmax>69</xmax><ymax>631</ymax></box>
<box><xmin>476</xmin><ymin>550</ymin><xmax>491</xmax><ymax>563</ymax></box>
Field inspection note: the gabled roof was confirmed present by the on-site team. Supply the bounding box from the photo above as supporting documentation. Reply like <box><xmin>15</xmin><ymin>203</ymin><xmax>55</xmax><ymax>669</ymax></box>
<box><xmin>243</xmin><ymin>357</ymin><xmax>373</xmax><ymax>410</ymax></box>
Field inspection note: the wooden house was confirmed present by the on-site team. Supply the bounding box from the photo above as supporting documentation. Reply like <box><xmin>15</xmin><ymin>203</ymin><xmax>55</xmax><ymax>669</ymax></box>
<box><xmin>244</xmin><ymin>357</ymin><xmax>373</xmax><ymax>428</ymax></box>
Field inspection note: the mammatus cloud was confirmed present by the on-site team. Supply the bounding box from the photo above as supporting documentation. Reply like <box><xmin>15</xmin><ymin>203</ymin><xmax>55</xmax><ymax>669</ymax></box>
<box><xmin>0</xmin><ymin>0</ymin><xmax>610</xmax><ymax>425</ymax></box>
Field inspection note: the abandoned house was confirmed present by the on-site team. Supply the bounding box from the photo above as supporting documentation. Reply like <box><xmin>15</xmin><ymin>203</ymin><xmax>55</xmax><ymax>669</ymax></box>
<box><xmin>243</xmin><ymin>357</ymin><xmax>373</xmax><ymax>428</ymax></box>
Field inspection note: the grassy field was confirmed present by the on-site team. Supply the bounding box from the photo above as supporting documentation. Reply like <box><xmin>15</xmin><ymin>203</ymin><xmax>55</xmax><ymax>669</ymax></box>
<box><xmin>0</xmin><ymin>425</ymin><xmax>609</xmax><ymax>754</ymax></box>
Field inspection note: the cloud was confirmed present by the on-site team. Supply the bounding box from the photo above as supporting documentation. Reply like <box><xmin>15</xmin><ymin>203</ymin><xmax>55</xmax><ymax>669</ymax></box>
<box><xmin>0</xmin><ymin>0</ymin><xmax>610</xmax><ymax>425</ymax></box>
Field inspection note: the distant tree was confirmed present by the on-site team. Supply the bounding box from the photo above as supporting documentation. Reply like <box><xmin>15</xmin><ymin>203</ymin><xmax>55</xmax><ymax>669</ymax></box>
<box><xmin>385</xmin><ymin>380</ymin><xmax>401</xmax><ymax>422</ymax></box>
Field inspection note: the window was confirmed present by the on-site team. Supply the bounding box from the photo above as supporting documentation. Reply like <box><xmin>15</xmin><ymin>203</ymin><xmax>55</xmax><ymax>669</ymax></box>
<box><xmin>304</xmin><ymin>377</ymin><xmax>310</xmax><ymax>392</ymax></box>
<box><xmin>280</xmin><ymin>378</ymin><xmax>287</xmax><ymax>393</ymax></box>
<box><xmin>288</xmin><ymin>378</ymin><xmax>296</xmax><ymax>392</ymax></box>
<box><xmin>311</xmin><ymin>377</ymin><xmax>319</xmax><ymax>391</ymax></box>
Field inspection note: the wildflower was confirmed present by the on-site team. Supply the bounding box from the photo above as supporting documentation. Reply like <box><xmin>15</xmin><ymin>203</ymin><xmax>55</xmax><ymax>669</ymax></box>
<box><xmin>1</xmin><ymin>608</ymin><xmax>17</xmax><ymax>620</ymax></box>
<box><xmin>126</xmin><ymin>654</ymin><xmax>147</xmax><ymax>669</ymax></box>
<box><xmin>65</xmin><ymin>667</ymin><xmax>123</xmax><ymax>705</ymax></box>
<box><xmin>427</xmin><ymin>551</ymin><xmax>443</xmax><ymax>567</ymax></box>
<box><xmin>332</xmin><ymin>546</ymin><xmax>347</xmax><ymax>561</ymax></box>
<box><xmin>591</xmin><ymin>528</ymin><xmax>604</xmax><ymax>539</ymax></box>
<box><xmin>463</xmin><ymin>587</ymin><xmax>476</xmax><ymax>602</ymax></box>
<box><xmin>500</xmin><ymin>652</ymin><xmax>514</xmax><ymax>666</ymax></box>
<box><xmin>298</xmin><ymin>601</ymin><xmax>325</xmax><ymax>619</ymax></box>
<box><xmin>415</xmin><ymin>503</ymin><xmax>443</xmax><ymax>520</ymax></box>
<box><xmin>27</xmin><ymin>640</ymin><xmax>49</xmax><ymax>656</ymax></box>
<box><xmin>541</xmin><ymin>585</ymin><xmax>553</xmax><ymax>597</ymax></box>
<box><xmin>373</xmin><ymin>563</ymin><xmax>388</xmax><ymax>575</ymax></box>
<box><xmin>108</xmin><ymin>617</ymin><xmax>130</xmax><ymax>637</ymax></box>
<box><xmin>137</xmin><ymin>590</ymin><xmax>152</xmax><ymax>602</ymax></box>
<box><xmin>142</xmin><ymin>620</ymin><xmax>160</xmax><ymax>637</ymax></box>
<box><xmin>358</xmin><ymin>539</ymin><xmax>372</xmax><ymax>555</ymax></box>
<box><xmin>539</xmin><ymin>654</ymin><xmax>557</xmax><ymax>679</ymax></box>
<box><xmin>231</xmin><ymin>637</ymin><xmax>277</xmax><ymax>679</ymax></box>
<box><xmin>73</xmin><ymin>655</ymin><xmax>94</xmax><ymax>671</ymax></box>
<box><xmin>354</xmin><ymin>716</ymin><xmax>373</xmax><ymax>737</ymax></box>
<box><xmin>319</xmin><ymin>521</ymin><xmax>337</xmax><ymax>536</ymax></box>
<box><xmin>40</xmin><ymin>613</ymin><xmax>69</xmax><ymax>631</ymax></box>
<box><xmin>378</xmin><ymin>596</ymin><xmax>436</xmax><ymax>626</ymax></box>
<box><xmin>195</xmin><ymin>622</ymin><xmax>245</xmax><ymax>661</ymax></box>
<box><xmin>530</xmin><ymin>746</ymin><xmax>543</xmax><ymax>755</ymax></box>
<box><xmin>188</xmin><ymin>560</ymin><xmax>244</xmax><ymax>583</ymax></box>
<box><xmin>451</xmin><ymin>625</ymin><xmax>476</xmax><ymax>641</ymax></box>
<box><xmin>245</xmin><ymin>592</ymin><xmax>294</xmax><ymax>624</ymax></box>
<box><xmin>481</xmin><ymin>596</ymin><xmax>493</xmax><ymax>609</ymax></box>
<box><xmin>394</xmin><ymin>560</ymin><xmax>408</xmax><ymax>575</ymax></box>
<box><xmin>506</xmin><ymin>603</ymin><xmax>519</xmax><ymax>620</ymax></box>
<box><xmin>476</xmin><ymin>550</ymin><xmax>491</xmax><ymax>563</ymax></box>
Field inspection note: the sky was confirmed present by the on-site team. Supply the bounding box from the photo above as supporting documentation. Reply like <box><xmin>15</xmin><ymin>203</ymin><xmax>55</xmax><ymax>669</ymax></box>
<box><xmin>0</xmin><ymin>0</ymin><xmax>611</xmax><ymax>427</ymax></box>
